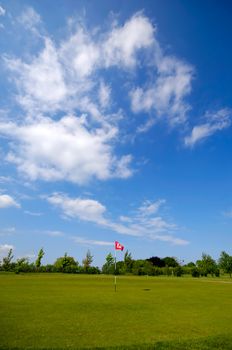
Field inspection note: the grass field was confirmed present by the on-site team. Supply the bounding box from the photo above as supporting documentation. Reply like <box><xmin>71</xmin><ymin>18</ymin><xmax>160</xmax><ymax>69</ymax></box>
<box><xmin>1</xmin><ymin>274</ymin><xmax>232</xmax><ymax>349</ymax></box>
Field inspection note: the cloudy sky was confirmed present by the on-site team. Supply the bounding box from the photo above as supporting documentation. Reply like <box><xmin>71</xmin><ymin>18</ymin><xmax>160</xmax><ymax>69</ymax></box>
<box><xmin>0</xmin><ymin>0</ymin><xmax>232</xmax><ymax>266</ymax></box>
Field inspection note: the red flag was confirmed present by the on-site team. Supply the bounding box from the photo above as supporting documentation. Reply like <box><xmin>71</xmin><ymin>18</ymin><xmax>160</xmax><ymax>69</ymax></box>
<box><xmin>115</xmin><ymin>241</ymin><xmax>124</xmax><ymax>251</ymax></box>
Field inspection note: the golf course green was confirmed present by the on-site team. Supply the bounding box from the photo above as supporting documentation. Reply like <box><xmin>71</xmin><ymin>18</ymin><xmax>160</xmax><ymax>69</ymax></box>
<box><xmin>0</xmin><ymin>274</ymin><xmax>232</xmax><ymax>349</ymax></box>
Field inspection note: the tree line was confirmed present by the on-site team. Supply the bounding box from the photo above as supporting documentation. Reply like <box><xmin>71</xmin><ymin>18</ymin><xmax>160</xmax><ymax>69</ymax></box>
<box><xmin>1</xmin><ymin>248</ymin><xmax>232</xmax><ymax>277</ymax></box>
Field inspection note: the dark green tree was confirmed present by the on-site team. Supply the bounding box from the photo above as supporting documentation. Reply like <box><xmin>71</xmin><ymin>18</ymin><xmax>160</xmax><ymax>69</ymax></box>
<box><xmin>132</xmin><ymin>259</ymin><xmax>152</xmax><ymax>275</ymax></box>
<box><xmin>147</xmin><ymin>256</ymin><xmax>165</xmax><ymax>267</ymax></box>
<box><xmin>162</xmin><ymin>256</ymin><xmax>179</xmax><ymax>267</ymax></box>
<box><xmin>35</xmin><ymin>248</ymin><xmax>45</xmax><ymax>268</ymax></box>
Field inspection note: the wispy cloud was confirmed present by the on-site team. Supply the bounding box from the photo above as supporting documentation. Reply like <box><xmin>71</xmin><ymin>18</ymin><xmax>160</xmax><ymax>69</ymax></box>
<box><xmin>45</xmin><ymin>230</ymin><xmax>64</xmax><ymax>237</ymax></box>
<box><xmin>0</xmin><ymin>227</ymin><xmax>16</xmax><ymax>236</ymax></box>
<box><xmin>47</xmin><ymin>193</ymin><xmax>189</xmax><ymax>245</ymax></box>
<box><xmin>0</xmin><ymin>176</ymin><xmax>12</xmax><ymax>183</ymax></box>
<box><xmin>138</xmin><ymin>199</ymin><xmax>166</xmax><ymax>216</ymax></box>
<box><xmin>185</xmin><ymin>108</ymin><xmax>231</xmax><ymax>147</ymax></box>
<box><xmin>130</xmin><ymin>49</ymin><xmax>194</xmax><ymax>128</ymax></box>
<box><xmin>0</xmin><ymin>5</ymin><xmax>6</xmax><ymax>16</ymax></box>
<box><xmin>99</xmin><ymin>81</ymin><xmax>111</xmax><ymax>109</ymax></box>
<box><xmin>24</xmin><ymin>210</ymin><xmax>43</xmax><ymax>216</ymax></box>
<box><xmin>18</xmin><ymin>6</ymin><xmax>42</xmax><ymax>35</ymax></box>
<box><xmin>72</xmin><ymin>237</ymin><xmax>113</xmax><ymax>247</ymax></box>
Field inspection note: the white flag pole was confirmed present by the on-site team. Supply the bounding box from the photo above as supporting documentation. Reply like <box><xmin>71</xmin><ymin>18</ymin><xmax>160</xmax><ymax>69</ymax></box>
<box><xmin>114</xmin><ymin>246</ymin><xmax>117</xmax><ymax>292</ymax></box>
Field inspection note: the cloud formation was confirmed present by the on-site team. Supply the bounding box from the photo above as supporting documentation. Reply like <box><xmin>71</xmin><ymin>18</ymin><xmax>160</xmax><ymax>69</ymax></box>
<box><xmin>130</xmin><ymin>50</ymin><xmax>193</xmax><ymax>126</ymax></box>
<box><xmin>185</xmin><ymin>108</ymin><xmax>231</xmax><ymax>147</ymax></box>
<box><xmin>0</xmin><ymin>194</ymin><xmax>20</xmax><ymax>209</ymax></box>
<box><xmin>0</xmin><ymin>9</ymin><xmax>200</xmax><ymax>184</ymax></box>
<box><xmin>47</xmin><ymin>193</ymin><xmax>188</xmax><ymax>245</ymax></box>
<box><xmin>72</xmin><ymin>237</ymin><xmax>113</xmax><ymax>247</ymax></box>
<box><xmin>0</xmin><ymin>5</ymin><xmax>5</xmax><ymax>16</ymax></box>
<box><xmin>0</xmin><ymin>115</ymin><xmax>132</xmax><ymax>183</ymax></box>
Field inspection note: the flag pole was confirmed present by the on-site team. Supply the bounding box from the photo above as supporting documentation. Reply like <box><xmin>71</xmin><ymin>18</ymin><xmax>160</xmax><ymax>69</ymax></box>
<box><xmin>114</xmin><ymin>246</ymin><xmax>117</xmax><ymax>292</ymax></box>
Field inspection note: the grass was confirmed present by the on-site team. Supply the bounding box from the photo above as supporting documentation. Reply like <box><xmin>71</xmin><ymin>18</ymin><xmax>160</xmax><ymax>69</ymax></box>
<box><xmin>0</xmin><ymin>274</ymin><xmax>232</xmax><ymax>349</ymax></box>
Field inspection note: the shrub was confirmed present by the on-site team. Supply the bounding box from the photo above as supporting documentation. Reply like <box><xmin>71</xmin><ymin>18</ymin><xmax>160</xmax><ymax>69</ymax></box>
<box><xmin>173</xmin><ymin>266</ymin><xmax>183</xmax><ymax>277</ymax></box>
<box><xmin>191</xmin><ymin>267</ymin><xmax>200</xmax><ymax>277</ymax></box>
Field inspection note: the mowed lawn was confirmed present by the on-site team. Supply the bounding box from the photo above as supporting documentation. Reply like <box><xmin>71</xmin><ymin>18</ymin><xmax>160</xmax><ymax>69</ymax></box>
<box><xmin>1</xmin><ymin>274</ymin><xmax>232</xmax><ymax>349</ymax></box>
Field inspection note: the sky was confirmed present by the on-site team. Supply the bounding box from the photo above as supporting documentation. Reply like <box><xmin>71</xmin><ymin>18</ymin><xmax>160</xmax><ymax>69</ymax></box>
<box><xmin>0</xmin><ymin>0</ymin><xmax>232</xmax><ymax>267</ymax></box>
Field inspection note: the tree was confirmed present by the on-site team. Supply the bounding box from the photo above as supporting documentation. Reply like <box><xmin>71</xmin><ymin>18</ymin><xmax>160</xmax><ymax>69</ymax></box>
<box><xmin>82</xmin><ymin>250</ymin><xmax>93</xmax><ymax>271</ymax></box>
<box><xmin>147</xmin><ymin>256</ymin><xmax>165</xmax><ymax>268</ymax></box>
<box><xmin>132</xmin><ymin>260</ymin><xmax>152</xmax><ymax>276</ymax></box>
<box><xmin>102</xmin><ymin>253</ymin><xmax>114</xmax><ymax>274</ymax></box>
<box><xmin>35</xmin><ymin>248</ymin><xmax>45</xmax><ymax>268</ymax></box>
<box><xmin>185</xmin><ymin>262</ymin><xmax>195</xmax><ymax>268</ymax></box>
<box><xmin>15</xmin><ymin>257</ymin><xmax>30</xmax><ymax>273</ymax></box>
<box><xmin>54</xmin><ymin>253</ymin><xmax>77</xmax><ymax>272</ymax></box>
<box><xmin>196</xmin><ymin>253</ymin><xmax>217</xmax><ymax>276</ymax></box>
<box><xmin>219</xmin><ymin>251</ymin><xmax>232</xmax><ymax>277</ymax></box>
<box><xmin>162</xmin><ymin>256</ymin><xmax>179</xmax><ymax>268</ymax></box>
<box><xmin>124</xmin><ymin>250</ymin><xmax>133</xmax><ymax>272</ymax></box>
<box><xmin>2</xmin><ymin>248</ymin><xmax>14</xmax><ymax>271</ymax></box>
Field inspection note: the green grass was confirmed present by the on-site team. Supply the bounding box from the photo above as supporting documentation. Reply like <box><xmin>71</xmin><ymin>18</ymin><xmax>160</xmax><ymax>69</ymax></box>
<box><xmin>0</xmin><ymin>274</ymin><xmax>232</xmax><ymax>349</ymax></box>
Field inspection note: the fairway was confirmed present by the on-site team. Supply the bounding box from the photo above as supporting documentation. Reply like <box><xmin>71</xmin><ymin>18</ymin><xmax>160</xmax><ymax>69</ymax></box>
<box><xmin>1</xmin><ymin>274</ymin><xmax>232</xmax><ymax>349</ymax></box>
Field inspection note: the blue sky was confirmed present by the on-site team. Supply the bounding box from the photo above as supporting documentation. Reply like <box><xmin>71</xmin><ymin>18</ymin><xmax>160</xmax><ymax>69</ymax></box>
<box><xmin>0</xmin><ymin>0</ymin><xmax>232</xmax><ymax>266</ymax></box>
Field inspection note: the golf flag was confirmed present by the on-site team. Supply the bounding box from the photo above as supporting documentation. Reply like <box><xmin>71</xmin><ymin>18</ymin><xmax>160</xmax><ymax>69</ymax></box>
<box><xmin>115</xmin><ymin>241</ymin><xmax>124</xmax><ymax>251</ymax></box>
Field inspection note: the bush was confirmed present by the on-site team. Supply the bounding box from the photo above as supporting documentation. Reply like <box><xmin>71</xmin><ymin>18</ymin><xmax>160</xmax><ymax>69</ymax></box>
<box><xmin>173</xmin><ymin>266</ymin><xmax>183</xmax><ymax>277</ymax></box>
<box><xmin>162</xmin><ymin>267</ymin><xmax>172</xmax><ymax>276</ymax></box>
<box><xmin>191</xmin><ymin>267</ymin><xmax>200</xmax><ymax>277</ymax></box>
<box><xmin>151</xmin><ymin>267</ymin><xmax>163</xmax><ymax>276</ymax></box>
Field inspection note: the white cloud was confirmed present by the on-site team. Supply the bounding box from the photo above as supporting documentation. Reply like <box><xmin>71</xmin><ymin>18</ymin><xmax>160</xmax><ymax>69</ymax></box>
<box><xmin>18</xmin><ymin>7</ymin><xmax>41</xmax><ymax>34</ymax></box>
<box><xmin>136</xmin><ymin>118</ymin><xmax>155</xmax><ymax>134</ymax></box>
<box><xmin>59</xmin><ymin>27</ymin><xmax>100</xmax><ymax>78</ymax></box>
<box><xmin>0</xmin><ymin>244</ymin><xmax>14</xmax><ymax>255</ymax></box>
<box><xmin>72</xmin><ymin>237</ymin><xmax>113</xmax><ymax>246</ymax></box>
<box><xmin>0</xmin><ymin>176</ymin><xmax>12</xmax><ymax>183</ymax></box>
<box><xmin>103</xmin><ymin>12</ymin><xmax>154</xmax><ymax>68</ymax></box>
<box><xmin>185</xmin><ymin>108</ymin><xmax>231</xmax><ymax>147</ymax></box>
<box><xmin>0</xmin><ymin>194</ymin><xmax>20</xmax><ymax>209</ymax></box>
<box><xmin>24</xmin><ymin>210</ymin><xmax>43</xmax><ymax>216</ymax></box>
<box><xmin>47</xmin><ymin>193</ymin><xmax>189</xmax><ymax>245</ymax></box>
<box><xmin>45</xmin><ymin>230</ymin><xmax>64</xmax><ymax>237</ymax></box>
<box><xmin>0</xmin><ymin>115</ymin><xmax>132</xmax><ymax>183</ymax></box>
<box><xmin>47</xmin><ymin>193</ymin><xmax>106</xmax><ymax>224</ymax></box>
<box><xmin>3</xmin><ymin>9</ymin><xmax>223</xmax><ymax>185</ymax></box>
<box><xmin>99</xmin><ymin>81</ymin><xmax>111</xmax><ymax>109</ymax></box>
<box><xmin>150</xmin><ymin>234</ymin><xmax>188</xmax><ymax>246</ymax></box>
<box><xmin>5</xmin><ymin>38</ymin><xmax>67</xmax><ymax>113</ymax></box>
<box><xmin>138</xmin><ymin>199</ymin><xmax>166</xmax><ymax>216</ymax></box>
<box><xmin>0</xmin><ymin>5</ymin><xmax>5</xmax><ymax>16</ymax></box>
<box><xmin>130</xmin><ymin>57</ymin><xmax>193</xmax><ymax>127</ymax></box>
<box><xmin>4</xmin><ymin>12</ymin><xmax>156</xmax><ymax>119</ymax></box>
